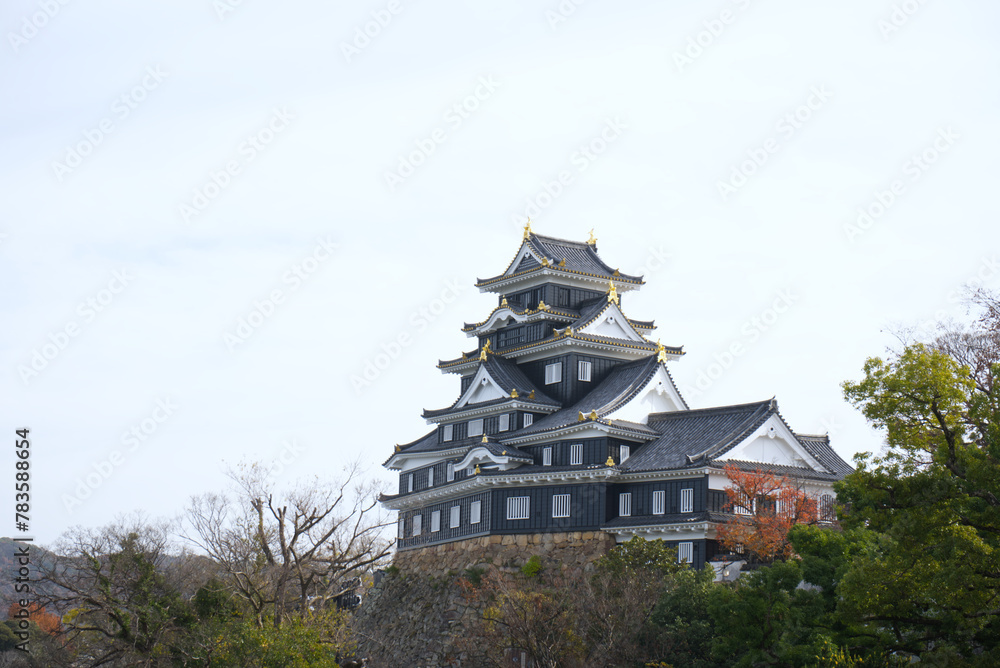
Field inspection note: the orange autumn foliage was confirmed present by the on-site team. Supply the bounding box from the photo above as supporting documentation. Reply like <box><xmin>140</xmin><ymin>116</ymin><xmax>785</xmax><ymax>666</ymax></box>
<box><xmin>716</xmin><ymin>463</ymin><xmax>818</xmax><ymax>564</ymax></box>
<box><xmin>6</xmin><ymin>601</ymin><xmax>62</xmax><ymax>636</ymax></box>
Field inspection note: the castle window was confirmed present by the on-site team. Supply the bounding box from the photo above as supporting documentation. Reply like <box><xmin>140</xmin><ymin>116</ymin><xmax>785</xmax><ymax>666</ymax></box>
<box><xmin>579</xmin><ymin>360</ymin><xmax>592</xmax><ymax>382</ymax></box>
<box><xmin>450</xmin><ymin>505</ymin><xmax>461</xmax><ymax>528</ymax></box>
<box><xmin>447</xmin><ymin>462</ymin><xmax>455</xmax><ymax>482</ymax></box>
<box><xmin>523</xmin><ymin>414</ymin><xmax>533</xmax><ymax>428</ymax></box>
<box><xmin>412</xmin><ymin>515</ymin><xmax>422</xmax><ymax>536</ymax></box>
<box><xmin>820</xmin><ymin>494</ymin><xmax>835</xmax><ymax>521</ymax></box>
<box><xmin>442</xmin><ymin>424</ymin><xmax>453</xmax><ymax>442</ymax></box>
<box><xmin>431</xmin><ymin>510</ymin><xmax>441</xmax><ymax>533</ymax></box>
<box><xmin>680</xmin><ymin>488</ymin><xmax>693</xmax><ymax>513</ymax></box>
<box><xmin>542</xmin><ymin>447</ymin><xmax>552</xmax><ymax>466</ymax></box>
<box><xmin>620</xmin><ymin>445</ymin><xmax>630</xmax><ymax>463</ymax></box>
<box><xmin>619</xmin><ymin>492</ymin><xmax>632</xmax><ymax>517</ymax></box>
<box><xmin>468</xmin><ymin>419</ymin><xmax>483</xmax><ymax>437</ymax></box>
<box><xmin>470</xmin><ymin>500</ymin><xmax>482</xmax><ymax>524</ymax></box>
<box><xmin>545</xmin><ymin>362</ymin><xmax>562</xmax><ymax>384</ymax></box>
<box><xmin>507</xmin><ymin>496</ymin><xmax>530</xmax><ymax>520</ymax></box>
<box><xmin>570</xmin><ymin>443</ymin><xmax>583</xmax><ymax>465</ymax></box>
<box><xmin>499</xmin><ymin>413</ymin><xmax>510</xmax><ymax>432</ymax></box>
<box><xmin>652</xmin><ymin>490</ymin><xmax>665</xmax><ymax>515</ymax></box>
<box><xmin>398</xmin><ymin>518</ymin><xmax>404</xmax><ymax>538</ymax></box>
<box><xmin>427</xmin><ymin>468</ymin><xmax>434</xmax><ymax>488</ymax></box>
<box><xmin>678</xmin><ymin>542</ymin><xmax>693</xmax><ymax>564</ymax></box>
<box><xmin>407</xmin><ymin>474</ymin><xmax>413</xmax><ymax>493</ymax></box>
<box><xmin>552</xmin><ymin>494</ymin><xmax>571</xmax><ymax>518</ymax></box>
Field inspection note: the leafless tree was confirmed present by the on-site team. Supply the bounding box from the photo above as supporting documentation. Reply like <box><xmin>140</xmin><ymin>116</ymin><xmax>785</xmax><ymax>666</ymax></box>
<box><xmin>182</xmin><ymin>460</ymin><xmax>393</xmax><ymax>629</ymax></box>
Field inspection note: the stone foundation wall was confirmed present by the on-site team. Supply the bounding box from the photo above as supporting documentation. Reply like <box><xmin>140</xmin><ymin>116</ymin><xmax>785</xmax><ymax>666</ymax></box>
<box><xmin>351</xmin><ymin>531</ymin><xmax>615</xmax><ymax>667</ymax></box>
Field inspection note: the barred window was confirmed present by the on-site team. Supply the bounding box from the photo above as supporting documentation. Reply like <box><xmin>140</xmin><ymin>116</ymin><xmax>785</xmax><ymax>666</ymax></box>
<box><xmin>579</xmin><ymin>361</ymin><xmax>592</xmax><ymax>382</ymax></box>
<box><xmin>619</xmin><ymin>492</ymin><xmax>632</xmax><ymax>517</ymax></box>
<box><xmin>450</xmin><ymin>505</ymin><xmax>461</xmax><ymax>528</ymax></box>
<box><xmin>552</xmin><ymin>494</ymin><xmax>571</xmax><ymax>518</ymax></box>
<box><xmin>431</xmin><ymin>510</ymin><xmax>441</xmax><ymax>532</ymax></box>
<box><xmin>680</xmin><ymin>488</ymin><xmax>693</xmax><ymax>513</ymax></box>
<box><xmin>542</xmin><ymin>447</ymin><xmax>552</xmax><ymax>466</ymax></box>
<box><xmin>499</xmin><ymin>413</ymin><xmax>510</xmax><ymax>432</ymax></box>
<box><xmin>570</xmin><ymin>443</ymin><xmax>583</xmax><ymax>465</ymax></box>
<box><xmin>470</xmin><ymin>500</ymin><xmax>482</xmax><ymax>524</ymax></box>
<box><xmin>820</xmin><ymin>494</ymin><xmax>835</xmax><ymax>521</ymax></box>
<box><xmin>523</xmin><ymin>413</ymin><xmax>533</xmax><ymax>428</ymax></box>
<box><xmin>678</xmin><ymin>542</ymin><xmax>693</xmax><ymax>564</ymax></box>
<box><xmin>652</xmin><ymin>490</ymin><xmax>665</xmax><ymax>515</ymax></box>
<box><xmin>507</xmin><ymin>496</ymin><xmax>530</xmax><ymax>520</ymax></box>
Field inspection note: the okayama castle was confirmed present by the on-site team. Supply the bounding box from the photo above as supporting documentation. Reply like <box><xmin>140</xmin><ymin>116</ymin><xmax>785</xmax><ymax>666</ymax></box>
<box><xmin>381</xmin><ymin>225</ymin><xmax>851</xmax><ymax>568</ymax></box>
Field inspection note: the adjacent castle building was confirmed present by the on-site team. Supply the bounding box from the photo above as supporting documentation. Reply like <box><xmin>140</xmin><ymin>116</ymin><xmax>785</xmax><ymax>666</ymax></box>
<box><xmin>380</xmin><ymin>225</ymin><xmax>851</xmax><ymax>568</ymax></box>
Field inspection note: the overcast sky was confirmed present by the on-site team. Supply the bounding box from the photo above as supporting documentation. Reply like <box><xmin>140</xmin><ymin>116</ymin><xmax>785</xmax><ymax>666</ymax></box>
<box><xmin>3</xmin><ymin>0</ymin><xmax>999</xmax><ymax>546</ymax></box>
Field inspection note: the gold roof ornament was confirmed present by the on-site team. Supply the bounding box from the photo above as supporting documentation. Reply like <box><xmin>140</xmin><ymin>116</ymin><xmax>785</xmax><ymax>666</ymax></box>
<box><xmin>607</xmin><ymin>281</ymin><xmax>619</xmax><ymax>305</ymax></box>
<box><xmin>474</xmin><ymin>464</ymin><xmax>481</xmax><ymax>475</ymax></box>
<box><xmin>523</xmin><ymin>219</ymin><xmax>533</xmax><ymax>240</ymax></box>
<box><xmin>502</xmin><ymin>450</ymin><xmax>507</xmax><ymax>455</ymax></box>
<box><xmin>482</xmin><ymin>434</ymin><xmax>489</xmax><ymax>443</ymax></box>
<box><xmin>541</xmin><ymin>257</ymin><xmax>550</xmax><ymax>267</ymax></box>
<box><xmin>587</xmin><ymin>229</ymin><xmax>597</xmax><ymax>245</ymax></box>
<box><xmin>613</xmin><ymin>269</ymin><xmax>620</xmax><ymax>277</ymax></box>
<box><xmin>501</xmin><ymin>295</ymin><xmax>508</xmax><ymax>307</ymax></box>
<box><xmin>510</xmin><ymin>388</ymin><xmax>519</xmax><ymax>398</ymax></box>
<box><xmin>559</xmin><ymin>258</ymin><xmax>566</xmax><ymax>267</ymax></box>
<box><xmin>528</xmin><ymin>390</ymin><xmax>535</xmax><ymax>400</ymax></box>
<box><xmin>537</xmin><ymin>300</ymin><xmax>548</xmax><ymax>311</ymax></box>
<box><xmin>565</xmin><ymin>326</ymin><xmax>574</xmax><ymax>338</ymax></box>
<box><xmin>394</xmin><ymin>444</ymin><xmax>401</xmax><ymax>452</ymax></box>
<box><xmin>605</xmin><ymin>455</ymin><xmax>615</xmax><ymax>467</ymax></box>
<box><xmin>480</xmin><ymin>340</ymin><xmax>491</xmax><ymax>361</ymax></box>
<box><xmin>656</xmin><ymin>339</ymin><xmax>667</xmax><ymax>363</ymax></box>
<box><xmin>578</xmin><ymin>411</ymin><xmax>586</xmax><ymax>422</ymax></box>
<box><xmin>589</xmin><ymin>410</ymin><xmax>599</xmax><ymax>421</ymax></box>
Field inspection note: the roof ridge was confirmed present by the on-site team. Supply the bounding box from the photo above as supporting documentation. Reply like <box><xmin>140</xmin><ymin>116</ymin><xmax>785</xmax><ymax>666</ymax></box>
<box><xmin>648</xmin><ymin>398</ymin><xmax>773</xmax><ymax>422</ymax></box>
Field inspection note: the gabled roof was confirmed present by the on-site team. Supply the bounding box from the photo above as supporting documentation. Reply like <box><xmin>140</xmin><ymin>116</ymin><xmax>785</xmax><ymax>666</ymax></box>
<box><xmin>476</xmin><ymin>232</ymin><xmax>643</xmax><ymax>290</ymax></box>
<box><xmin>422</xmin><ymin>355</ymin><xmax>558</xmax><ymax>419</ymax></box>
<box><xmin>621</xmin><ymin>400</ymin><xmax>775</xmax><ymax>472</ymax></box>
<box><xmin>516</xmin><ymin>355</ymin><xmax>671</xmax><ymax>435</ymax></box>
<box><xmin>795</xmin><ymin>434</ymin><xmax>855</xmax><ymax>477</ymax></box>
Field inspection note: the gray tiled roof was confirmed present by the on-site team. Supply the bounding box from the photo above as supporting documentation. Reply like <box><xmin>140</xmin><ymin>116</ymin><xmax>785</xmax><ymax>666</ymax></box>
<box><xmin>602</xmin><ymin>511</ymin><xmax>711</xmax><ymax>528</ymax></box>
<box><xmin>795</xmin><ymin>433</ymin><xmax>855</xmax><ymax>476</ymax></box>
<box><xmin>422</xmin><ymin>355</ymin><xmax>558</xmax><ymax>419</ymax></box>
<box><xmin>621</xmin><ymin>400</ymin><xmax>775</xmax><ymax>472</ymax></box>
<box><xmin>477</xmin><ymin>233</ymin><xmax>644</xmax><ymax>286</ymax></box>
<box><xmin>719</xmin><ymin>459</ymin><xmax>844</xmax><ymax>482</ymax></box>
<box><xmin>517</xmin><ymin>355</ymin><xmax>664</xmax><ymax>435</ymax></box>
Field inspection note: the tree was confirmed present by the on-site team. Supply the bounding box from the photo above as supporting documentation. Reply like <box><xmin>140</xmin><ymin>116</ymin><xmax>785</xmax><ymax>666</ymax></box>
<box><xmin>838</xmin><ymin>333</ymin><xmax>1000</xmax><ymax>660</ymax></box>
<box><xmin>183</xmin><ymin>460</ymin><xmax>392</xmax><ymax>633</ymax></box>
<box><xmin>715</xmin><ymin>463</ymin><xmax>818</xmax><ymax>564</ymax></box>
<box><xmin>4</xmin><ymin>602</ymin><xmax>61</xmax><ymax>637</ymax></box>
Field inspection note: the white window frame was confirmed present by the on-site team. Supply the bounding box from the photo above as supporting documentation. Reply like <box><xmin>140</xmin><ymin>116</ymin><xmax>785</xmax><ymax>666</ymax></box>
<box><xmin>570</xmin><ymin>443</ymin><xmax>583</xmax><ymax>466</ymax></box>
<box><xmin>542</xmin><ymin>446</ymin><xmax>552</xmax><ymax>466</ymax></box>
<box><xmin>552</xmin><ymin>494</ymin><xmax>571</xmax><ymax>518</ymax></box>
<box><xmin>506</xmin><ymin>496</ymin><xmax>530</xmax><ymax>520</ymax></box>
<box><xmin>427</xmin><ymin>468</ymin><xmax>434</xmax><ymax>488</ymax></box>
<box><xmin>578</xmin><ymin>360</ymin><xmax>592</xmax><ymax>382</ymax></box>
<box><xmin>680</xmin><ymin>488</ymin><xmax>693</xmax><ymax>513</ymax></box>
<box><xmin>619</xmin><ymin>492</ymin><xmax>632</xmax><ymax>517</ymax></box>
<box><xmin>620</xmin><ymin>445</ymin><xmax>630</xmax><ymax>463</ymax></box>
<box><xmin>442</xmin><ymin>424</ymin><xmax>453</xmax><ymax>442</ymax></box>
<box><xmin>450</xmin><ymin>505</ymin><xmax>461</xmax><ymax>528</ymax></box>
<box><xmin>470</xmin><ymin>500</ymin><xmax>482</xmax><ymax>524</ymax></box>
<box><xmin>447</xmin><ymin>462</ymin><xmax>455</xmax><ymax>482</ymax></box>
<box><xmin>407</xmin><ymin>473</ymin><xmax>413</xmax><ymax>493</ymax></box>
<box><xmin>398</xmin><ymin>518</ymin><xmax>405</xmax><ymax>538</ymax></box>
<box><xmin>544</xmin><ymin>362</ymin><xmax>562</xmax><ymax>385</ymax></box>
<box><xmin>431</xmin><ymin>510</ymin><xmax>441</xmax><ymax>533</ymax></box>
<box><xmin>652</xmin><ymin>490</ymin><xmax>665</xmax><ymax>515</ymax></box>
<box><xmin>412</xmin><ymin>514</ymin><xmax>422</xmax><ymax>536</ymax></box>
<box><xmin>498</xmin><ymin>413</ymin><xmax>510</xmax><ymax>432</ymax></box>
<box><xmin>678</xmin><ymin>541</ymin><xmax>693</xmax><ymax>564</ymax></box>
<box><xmin>468</xmin><ymin>418</ymin><xmax>484</xmax><ymax>437</ymax></box>
<box><xmin>523</xmin><ymin>413</ymin><xmax>533</xmax><ymax>428</ymax></box>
